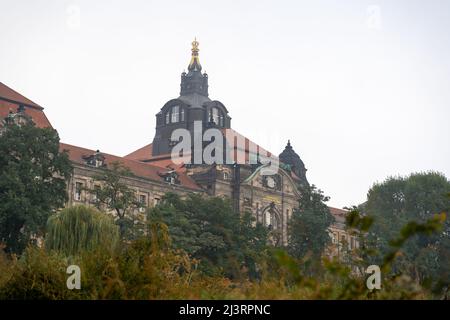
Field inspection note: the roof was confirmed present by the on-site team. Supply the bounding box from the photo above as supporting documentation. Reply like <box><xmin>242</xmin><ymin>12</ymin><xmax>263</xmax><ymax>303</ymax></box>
<box><xmin>124</xmin><ymin>143</ymin><xmax>153</xmax><ymax>161</ymax></box>
<box><xmin>0</xmin><ymin>101</ymin><xmax>52</xmax><ymax>128</ymax></box>
<box><xmin>60</xmin><ymin>142</ymin><xmax>202</xmax><ymax>191</ymax></box>
<box><xmin>0</xmin><ymin>82</ymin><xmax>52</xmax><ymax>128</ymax></box>
<box><xmin>328</xmin><ymin>207</ymin><xmax>348</xmax><ymax>226</ymax></box>
<box><xmin>329</xmin><ymin>207</ymin><xmax>348</xmax><ymax>216</ymax></box>
<box><xmin>0</xmin><ymin>82</ymin><xmax>42</xmax><ymax>109</ymax></box>
<box><xmin>124</xmin><ymin>128</ymin><xmax>277</xmax><ymax>168</ymax></box>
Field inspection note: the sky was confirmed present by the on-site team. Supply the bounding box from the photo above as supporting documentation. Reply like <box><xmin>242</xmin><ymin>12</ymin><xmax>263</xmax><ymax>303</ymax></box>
<box><xmin>1</xmin><ymin>0</ymin><xmax>449</xmax><ymax>208</ymax></box>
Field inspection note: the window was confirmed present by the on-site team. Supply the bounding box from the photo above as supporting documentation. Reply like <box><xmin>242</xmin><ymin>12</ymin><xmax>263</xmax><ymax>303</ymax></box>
<box><xmin>265</xmin><ymin>211</ymin><xmax>271</xmax><ymax>227</ymax></box>
<box><xmin>165</xmin><ymin>112</ymin><xmax>170</xmax><ymax>124</ymax></box>
<box><xmin>180</xmin><ymin>108</ymin><xmax>185</xmax><ymax>121</ymax></box>
<box><xmin>139</xmin><ymin>194</ymin><xmax>147</xmax><ymax>206</ymax></box>
<box><xmin>139</xmin><ymin>194</ymin><xmax>147</xmax><ymax>212</ymax></box>
<box><xmin>332</xmin><ymin>233</ymin><xmax>338</xmax><ymax>244</ymax></box>
<box><xmin>171</xmin><ymin>105</ymin><xmax>179</xmax><ymax>123</ymax></box>
<box><xmin>154</xmin><ymin>198</ymin><xmax>160</xmax><ymax>206</ymax></box>
<box><xmin>209</xmin><ymin>107</ymin><xmax>223</xmax><ymax>126</ymax></box>
<box><xmin>166</xmin><ymin>105</ymin><xmax>184</xmax><ymax>124</ymax></box>
<box><xmin>92</xmin><ymin>185</ymin><xmax>100</xmax><ymax>203</ymax></box>
<box><xmin>75</xmin><ymin>182</ymin><xmax>83</xmax><ymax>201</ymax></box>
<box><xmin>223</xmin><ymin>172</ymin><xmax>229</xmax><ymax>180</ymax></box>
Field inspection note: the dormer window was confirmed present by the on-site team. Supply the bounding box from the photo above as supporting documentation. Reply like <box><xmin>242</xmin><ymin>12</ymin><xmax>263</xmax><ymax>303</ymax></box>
<box><xmin>171</xmin><ymin>105</ymin><xmax>179</xmax><ymax>123</ymax></box>
<box><xmin>165</xmin><ymin>105</ymin><xmax>184</xmax><ymax>124</ymax></box>
<box><xmin>82</xmin><ymin>150</ymin><xmax>106</xmax><ymax>168</ymax></box>
<box><xmin>208</xmin><ymin>107</ymin><xmax>224</xmax><ymax>127</ymax></box>
<box><xmin>159</xmin><ymin>170</ymin><xmax>180</xmax><ymax>185</ymax></box>
<box><xmin>180</xmin><ymin>108</ymin><xmax>185</xmax><ymax>121</ymax></box>
<box><xmin>165</xmin><ymin>112</ymin><xmax>170</xmax><ymax>124</ymax></box>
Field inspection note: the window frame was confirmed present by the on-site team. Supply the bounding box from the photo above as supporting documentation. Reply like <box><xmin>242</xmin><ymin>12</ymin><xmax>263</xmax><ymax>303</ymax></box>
<box><xmin>74</xmin><ymin>182</ymin><xmax>83</xmax><ymax>201</ymax></box>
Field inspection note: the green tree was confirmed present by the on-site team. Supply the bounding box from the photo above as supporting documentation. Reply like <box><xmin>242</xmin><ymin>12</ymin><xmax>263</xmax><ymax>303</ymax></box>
<box><xmin>0</xmin><ymin>123</ymin><xmax>72</xmax><ymax>254</ymax></box>
<box><xmin>365</xmin><ymin>172</ymin><xmax>450</xmax><ymax>286</ymax></box>
<box><xmin>45</xmin><ymin>205</ymin><xmax>119</xmax><ymax>256</ymax></box>
<box><xmin>288</xmin><ymin>184</ymin><xmax>334</xmax><ymax>262</ymax></box>
<box><xmin>147</xmin><ymin>193</ymin><xmax>268</xmax><ymax>279</ymax></box>
<box><xmin>83</xmin><ymin>161</ymin><xmax>142</xmax><ymax>239</ymax></box>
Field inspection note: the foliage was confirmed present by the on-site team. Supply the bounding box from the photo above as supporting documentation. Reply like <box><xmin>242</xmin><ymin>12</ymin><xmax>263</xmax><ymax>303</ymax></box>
<box><xmin>147</xmin><ymin>193</ymin><xmax>268</xmax><ymax>279</ymax></box>
<box><xmin>0</xmin><ymin>247</ymin><xmax>81</xmax><ymax>299</ymax></box>
<box><xmin>364</xmin><ymin>172</ymin><xmax>450</xmax><ymax>287</ymax></box>
<box><xmin>0</xmin><ymin>123</ymin><xmax>72</xmax><ymax>254</ymax></box>
<box><xmin>287</xmin><ymin>184</ymin><xmax>334</xmax><ymax>265</ymax></box>
<box><xmin>0</xmin><ymin>208</ymin><xmax>445</xmax><ymax>300</ymax></box>
<box><xmin>82</xmin><ymin>161</ymin><xmax>143</xmax><ymax>239</ymax></box>
<box><xmin>45</xmin><ymin>206</ymin><xmax>119</xmax><ymax>256</ymax></box>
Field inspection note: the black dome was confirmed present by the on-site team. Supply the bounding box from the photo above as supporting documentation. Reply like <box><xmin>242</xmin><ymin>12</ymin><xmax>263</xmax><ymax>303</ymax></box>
<box><xmin>279</xmin><ymin>140</ymin><xmax>308</xmax><ymax>187</ymax></box>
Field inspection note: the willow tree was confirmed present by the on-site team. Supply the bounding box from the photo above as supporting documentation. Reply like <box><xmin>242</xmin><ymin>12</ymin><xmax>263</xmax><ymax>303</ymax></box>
<box><xmin>45</xmin><ymin>206</ymin><xmax>119</xmax><ymax>256</ymax></box>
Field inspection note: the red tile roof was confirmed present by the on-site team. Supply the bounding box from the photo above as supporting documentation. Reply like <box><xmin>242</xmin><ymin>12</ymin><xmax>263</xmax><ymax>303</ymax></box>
<box><xmin>60</xmin><ymin>142</ymin><xmax>202</xmax><ymax>191</ymax></box>
<box><xmin>124</xmin><ymin>143</ymin><xmax>153</xmax><ymax>161</ymax></box>
<box><xmin>0</xmin><ymin>82</ymin><xmax>41</xmax><ymax>108</ymax></box>
<box><xmin>0</xmin><ymin>82</ymin><xmax>52</xmax><ymax>128</ymax></box>
<box><xmin>124</xmin><ymin>128</ymin><xmax>278</xmax><ymax>169</ymax></box>
<box><xmin>329</xmin><ymin>207</ymin><xmax>348</xmax><ymax>216</ymax></box>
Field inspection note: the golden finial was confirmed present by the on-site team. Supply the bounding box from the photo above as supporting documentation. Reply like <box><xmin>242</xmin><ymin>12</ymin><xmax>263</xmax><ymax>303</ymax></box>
<box><xmin>192</xmin><ymin>37</ymin><xmax>199</xmax><ymax>52</ymax></box>
<box><xmin>189</xmin><ymin>37</ymin><xmax>202</xmax><ymax>71</ymax></box>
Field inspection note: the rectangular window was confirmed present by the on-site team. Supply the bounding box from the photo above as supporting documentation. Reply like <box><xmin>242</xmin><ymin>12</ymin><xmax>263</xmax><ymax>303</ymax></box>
<box><xmin>171</xmin><ymin>105</ymin><xmax>179</xmax><ymax>123</ymax></box>
<box><xmin>180</xmin><ymin>108</ymin><xmax>185</xmax><ymax>121</ymax></box>
<box><xmin>75</xmin><ymin>182</ymin><xmax>83</xmax><ymax>201</ymax></box>
<box><xmin>165</xmin><ymin>112</ymin><xmax>170</xmax><ymax>124</ymax></box>
<box><xmin>139</xmin><ymin>194</ymin><xmax>147</xmax><ymax>213</ymax></box>
<box><xmin>92</xmin><ymin>185</ymin><xmax>100</xmax><ymax>202</ymax></box>
<box><xmin>212</xmin><ymin>108</ymin><xmax>219</xmax><ymax>124</ymax></box>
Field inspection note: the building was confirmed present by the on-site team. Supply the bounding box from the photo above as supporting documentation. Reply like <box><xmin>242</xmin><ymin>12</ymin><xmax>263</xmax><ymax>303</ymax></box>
<box><xmin>0</xmin><ymin>40</ymin><xmax>355</xmax><ymax>249</ymax></box>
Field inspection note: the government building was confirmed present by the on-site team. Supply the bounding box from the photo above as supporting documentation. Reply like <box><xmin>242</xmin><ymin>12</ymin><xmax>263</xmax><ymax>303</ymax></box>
<box><xmin>0</xmin><ymin>40</ymin><xmax>357</xmax><ymax>253</ymax></box>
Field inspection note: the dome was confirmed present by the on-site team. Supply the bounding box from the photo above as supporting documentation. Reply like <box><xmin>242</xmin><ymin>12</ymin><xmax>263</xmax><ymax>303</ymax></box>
<box><xmin>279</xmin><ymin>140</ymin><xmax>309</xmax><ymax>187</ymax></box>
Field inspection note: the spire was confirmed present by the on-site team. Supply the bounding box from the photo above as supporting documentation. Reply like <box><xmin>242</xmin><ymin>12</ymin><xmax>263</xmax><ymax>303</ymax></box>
<box><xmin>286</xmin><ymin>140</ymin><xmax>292</xmax><ymax>149</ymax></box>
<box><xmin>188</xmin><ymin>38</ymin><xmax>202</xmax><ymax>72</ymax></box>
<box><xmin>180</xmin><ymin>38</ymin><xmax>209</xmax><ymax>97</ymax></box>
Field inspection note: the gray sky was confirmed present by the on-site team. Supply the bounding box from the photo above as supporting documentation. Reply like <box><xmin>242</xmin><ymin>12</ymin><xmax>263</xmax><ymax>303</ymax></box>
<box><xmin>1</xmin><ymin>0</ymin><xmax>449</xmax><ymax>208</ymax></box>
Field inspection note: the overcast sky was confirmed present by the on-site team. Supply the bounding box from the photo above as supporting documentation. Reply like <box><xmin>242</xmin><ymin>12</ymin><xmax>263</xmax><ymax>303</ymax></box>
<box><xmin>1</xmin><ymin>0</ymin><xmax>449</xmax><ymax>208</ymax></box>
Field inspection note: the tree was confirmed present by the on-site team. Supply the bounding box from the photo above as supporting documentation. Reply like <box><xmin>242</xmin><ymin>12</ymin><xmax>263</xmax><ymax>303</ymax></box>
<box><xmin>83</xmin><ymin>161</ymin><xmax>142</xmax><ymax>239</ymax></box>
<box><xmin>147</xmin><ymin>193</ymin><xmax>268</xmax><ymax>278</ymax></box>
<box><xmin>365</xmin><ymin>172</ymin><xmax>450</xmax><ymax>286</ymax></box>
<box><xmin>288</xmin><ymin>184</ymin><xmax>334</xmax><ymax>262</ymax></box>
<box><xmin>0</xmin><ymin>123</ymin><xmax>72</xmax><ymax>254</ymax></box>
<box><xmin>45</xmin><ymin>205</ymin><xmax>119</xmax><ymax>256</ymax></box>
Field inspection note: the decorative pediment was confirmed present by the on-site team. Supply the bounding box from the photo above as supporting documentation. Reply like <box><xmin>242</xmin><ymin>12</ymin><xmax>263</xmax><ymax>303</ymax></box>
<box><xmin>243</xmin><ymin>163</ymin><xmax>301</xmax><ymax>198</ymax></box>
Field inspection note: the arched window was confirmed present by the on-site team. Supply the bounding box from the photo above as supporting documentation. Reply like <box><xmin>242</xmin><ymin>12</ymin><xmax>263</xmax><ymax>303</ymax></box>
<box><xmin>265</xmin><ymin>211</ymin><xmax>271</xmax><ymax>227</ymax></box>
